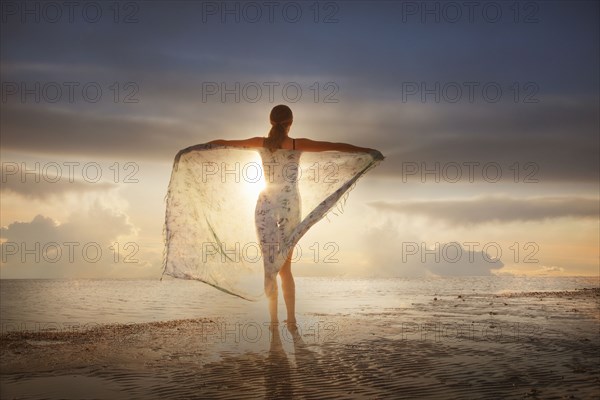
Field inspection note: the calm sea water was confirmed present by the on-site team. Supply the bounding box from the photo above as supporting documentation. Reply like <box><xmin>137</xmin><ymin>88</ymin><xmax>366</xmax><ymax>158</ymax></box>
<box><xmin>1</xmin><ymin>276</ymin><xmax>598</xmax><ymax>331</ymax></box>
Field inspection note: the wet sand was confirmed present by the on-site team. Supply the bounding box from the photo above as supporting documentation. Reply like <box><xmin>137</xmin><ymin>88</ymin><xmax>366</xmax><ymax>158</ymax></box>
<box><xmin>1</xmin><ymin>288</ymin><xmax>598</xmax><ymax>399</ymax></box>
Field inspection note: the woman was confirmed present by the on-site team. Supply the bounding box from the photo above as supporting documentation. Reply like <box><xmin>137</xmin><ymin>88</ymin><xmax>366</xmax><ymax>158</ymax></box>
<box><xmin>204</xmin><ymin>105</ymin><xmax>383</xmax><ymax>326</ymax></box>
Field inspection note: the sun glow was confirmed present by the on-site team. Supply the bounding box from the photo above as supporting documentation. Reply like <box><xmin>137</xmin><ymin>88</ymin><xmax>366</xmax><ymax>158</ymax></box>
<box><xmin>244</xmin><ymin>175</ymin><xmax>266</xmax><ymax>200</ymax></box>
<box><xmin>242</xmin><ymin>153</ymin><xmax>266</xmax><ymax>200</ymax></box>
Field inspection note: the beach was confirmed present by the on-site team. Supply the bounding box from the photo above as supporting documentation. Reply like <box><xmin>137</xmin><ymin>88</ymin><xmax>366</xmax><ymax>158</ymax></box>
<box><xmin>1</xmin><ymin>278</ymin><xmax>598</xmax><ymax>399</ymax></box>
<box><xmin>2</xmin><ymin>0</ymin><xmax>599</xmax><ymax>398</ymax></box>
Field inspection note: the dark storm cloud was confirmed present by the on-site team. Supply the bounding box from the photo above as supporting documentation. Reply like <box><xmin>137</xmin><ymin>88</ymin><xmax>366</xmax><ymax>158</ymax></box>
<box><xmin>1</xmin><ymin>1</ymin><xmax>598</xmax><ymax>182</ymax></box>
<box><xmin>369</xmin><ymin>100</ymin><xmax>599</xmax><ymax>183</ymax></box>
<box><xmin>369</xmin><ymin>196</ymin><xmax>599</xmax><ymax>225</ymax></box>
<box><xmin>0</xmin><ymin>103</ymin><xmax>199</xmax><ymax>160</ymax></box>
<box><xmin>2</xmin><ymin>1</ymin><xmax>597</xmax><ymax>94</ymax></box>
<box><xmin>2</xmin><ymin>97</ymin><xmax>597</xmax><ymax>182</ymax></box>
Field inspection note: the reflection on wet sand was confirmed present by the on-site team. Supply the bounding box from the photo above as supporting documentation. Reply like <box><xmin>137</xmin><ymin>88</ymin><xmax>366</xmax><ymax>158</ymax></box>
<box><xmin>265</xmin><ymin>325</ymin><xmax>293</xmax><ymax>399</ymax></box>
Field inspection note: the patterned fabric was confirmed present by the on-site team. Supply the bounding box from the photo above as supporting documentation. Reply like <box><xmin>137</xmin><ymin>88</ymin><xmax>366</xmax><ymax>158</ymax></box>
<box><xmin>254</xmin><ymin>148</ymin><xmax>302</xmax><ymax>277</ymax></box>
<box><xmin>162</xmin><ymin>142</ymin><xmax>383</xmax><ymax>300</ymax></box>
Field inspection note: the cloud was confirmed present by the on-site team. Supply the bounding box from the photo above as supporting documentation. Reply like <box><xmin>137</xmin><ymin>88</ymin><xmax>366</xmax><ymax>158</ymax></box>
<box><xmin>361</xmin><ymin>220</ymin><xmax>503</xmax><ymax>277</ymax></box>
<box><xmin>421</xmin><ymin>242</ymin><xmax>504</xmax><ymax>277</ymax></box>
<box><xmin>361</xmin><ymin>219</ymin><xmax>425</xmax><ymax>277</ymax></box>
<box><xmin>2</xmin><ymin>7</ymin><xmax>598</xmax><ymax>181</ymax></box>
<box><xmin>369</xmin><ymin>196</ymin><xmax>599</xmax><ymax>225</ymax></box>
<box><xmin>1</xmin><ymin>95</ymin><xmax>597</xmax><ymax>183</ymax></box>
<box><xmin>1</xmin><ymin>1</ymin><xmax>597</xmax><ymax>180</ymax></box>
<box><xmin>0</xmin><ymin>204</ymin><xmax>149</xmax><ymax>278</ymax></box>
<box><xmin>1</xmin><ymin>163</ymin><xmax>115</xmax><ymax>199</ymax></box>
<box><xmin>366</xmin><ymin>99</ymin><xmax>599</xmax><ymax>183</ymax></box>
<box><xmin>539</xmin><ymin>265</ymin><xmax>565</xmax><ymax>273</ymax></box>
<box><xmin>1</xmin><ymin>1</ymin><xmax>597</xmax><ymax>93</ymax></box>
<box><xmin>0</xmin><ymin>104</ymin><xmax>199</xmax><ymax>161</ymax></box>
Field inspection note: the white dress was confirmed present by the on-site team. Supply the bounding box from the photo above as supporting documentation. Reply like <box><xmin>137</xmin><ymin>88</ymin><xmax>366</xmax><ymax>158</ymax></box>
<box><xmin>255</xmin><ymin>145</ymin><xmax>302</xmax><ymax>278</ymax></box>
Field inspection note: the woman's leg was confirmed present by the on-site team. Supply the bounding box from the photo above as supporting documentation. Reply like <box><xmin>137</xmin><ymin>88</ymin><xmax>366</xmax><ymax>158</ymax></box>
<box><xmin>278</xmin><ymin>253</ymin><xmax>296</xmax><ymax>325</ymax></box>
<box><xmin>265</xmin><ymin>273</ymin><xmax>278</xmax><ymax>324</ymax></box>
<box><xmin>256</xmin><ymin>193</ymin><xmax>280</xmax><ymax>324</ymax></box>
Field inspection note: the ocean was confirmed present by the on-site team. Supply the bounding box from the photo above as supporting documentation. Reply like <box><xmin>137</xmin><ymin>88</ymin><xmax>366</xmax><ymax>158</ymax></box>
<box><xmin>2</xmin><ymin>276</ymin><xmax>598</xmax><ymax>331</ymax></box>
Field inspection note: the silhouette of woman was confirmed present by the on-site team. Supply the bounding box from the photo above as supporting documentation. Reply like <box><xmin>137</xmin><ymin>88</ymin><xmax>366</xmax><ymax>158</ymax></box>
<box><xmin>163</xmin><ymin>105</ymin><xmax>383</xmax><ymax>325</ymax></box>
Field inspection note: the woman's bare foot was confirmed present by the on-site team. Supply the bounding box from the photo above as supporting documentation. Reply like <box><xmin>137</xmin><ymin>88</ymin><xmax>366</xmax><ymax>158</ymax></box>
<box><xmin>284</xmin><ymin>319</ymin><xmax>298</xmax><ymax>333</ymax></box>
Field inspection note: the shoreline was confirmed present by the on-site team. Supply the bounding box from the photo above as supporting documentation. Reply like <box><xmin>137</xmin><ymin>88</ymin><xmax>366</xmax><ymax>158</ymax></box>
<box><xmin>1</xmin><ymin>288</ymin><xmax>598</xmax><ymax>399</ymax></box>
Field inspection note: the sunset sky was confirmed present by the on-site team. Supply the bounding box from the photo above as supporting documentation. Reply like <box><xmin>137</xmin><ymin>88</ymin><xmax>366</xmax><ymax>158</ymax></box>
<box><xmin>1</xmin><ymin>1</ymin><xmax>598</xmax><ymax>279</ymax></box>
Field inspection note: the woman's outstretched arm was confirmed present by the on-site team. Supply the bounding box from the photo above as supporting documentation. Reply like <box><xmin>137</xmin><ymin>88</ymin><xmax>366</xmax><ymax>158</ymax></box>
<box><xmin>208</xmin><ymin>137</ymin><xmax>264</xmax><ymax>148</ymax></box>
<box><xmin>174</xmin><ymin>137</ymin><xmax>264</xmax><ymax>164</ymax></box>
<box><xmin>295</xmin><ymin>138</ymin><xmax>384</xmax><ymax>159</ymax></box>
